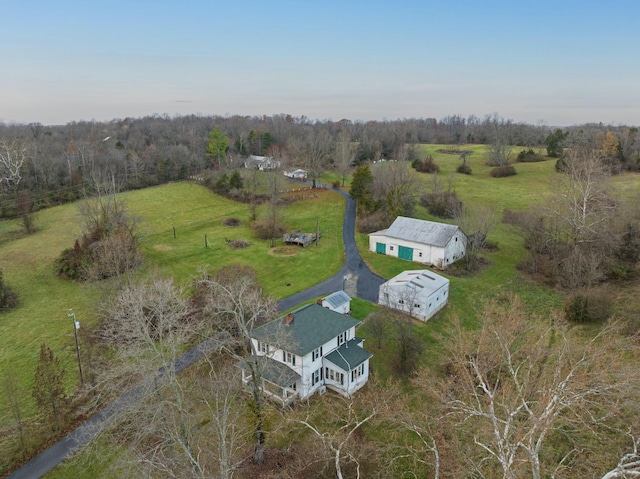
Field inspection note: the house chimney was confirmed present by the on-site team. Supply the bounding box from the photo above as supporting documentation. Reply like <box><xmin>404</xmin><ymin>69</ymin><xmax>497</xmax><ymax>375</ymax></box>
<box><xmin>285</xmin><ymin>313</ymin><xmax>294</xmax><ymax>325</ymax></box>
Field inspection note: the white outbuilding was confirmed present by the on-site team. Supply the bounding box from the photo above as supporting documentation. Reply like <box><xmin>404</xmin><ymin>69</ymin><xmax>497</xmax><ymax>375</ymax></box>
<box><xmin>321</xmin><ymin>290</ymin><xmax>351</xmax><ymax>314</ymax></box>
<box><xmin>378</xmin><ymin>269</ymin><xmax>449</xmax><ymax>322</ymax></box>
<box><xmin>369</xmin><ymin>216</ymin><xmax>466</xmax><ymax>269</ymax></box>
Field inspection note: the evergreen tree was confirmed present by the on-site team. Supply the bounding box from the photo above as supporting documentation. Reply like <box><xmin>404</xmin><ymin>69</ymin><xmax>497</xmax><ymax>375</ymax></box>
<box><xmin>349</xmin><ymin>165</ymin><xmax>374</xmax><ymax>212</ymax></box>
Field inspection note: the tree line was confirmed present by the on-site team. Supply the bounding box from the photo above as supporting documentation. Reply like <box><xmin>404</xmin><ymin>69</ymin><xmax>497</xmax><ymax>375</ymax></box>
<box><xmin>2</xmin><ymin>113</ymin><xmax>639</xmax><ymax>220</ymax></box>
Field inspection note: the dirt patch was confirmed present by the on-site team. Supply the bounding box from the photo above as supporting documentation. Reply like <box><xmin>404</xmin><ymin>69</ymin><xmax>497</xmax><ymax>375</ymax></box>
<box><xmin>226</xmin><ymin>238</ymin><xmax>251</xmax><ymax>249</ymax></box>
<box><xmin>153</xmin><ymin>244</ymin><xmax>173</xmax><ymax>251</ymax></box>
<box><xmin>267</xmin><ymin>246</ymin><xmax>299</xmax><ymax>257</ymax></box>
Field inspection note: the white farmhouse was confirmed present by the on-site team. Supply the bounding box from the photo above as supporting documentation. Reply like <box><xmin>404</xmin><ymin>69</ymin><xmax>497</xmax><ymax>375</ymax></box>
<box><xmin>241</xmin><ymin>303</ymin><xmax>372</xmax><ymax>405</ymax></box>
<box><xmin>378</xmin><ymin>269</ymin><xmax>449</xmax><ymax>322</ymax></box>
<box><xmin>369</xmin><ymin>216</ymin><xmax>466</xmax><ymax>269</ymax></box>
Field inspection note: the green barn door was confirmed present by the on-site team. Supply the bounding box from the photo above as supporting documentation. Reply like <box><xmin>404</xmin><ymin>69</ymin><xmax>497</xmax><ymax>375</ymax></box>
<box><xmin>376</xmin><ymin>242</ymin><xmax>386</xmax><ymax>254</ymax></box>
<box><xmin>398</xmin><ymin>245</ymin><xmax>413</xmax><ymax>261</ymax></box>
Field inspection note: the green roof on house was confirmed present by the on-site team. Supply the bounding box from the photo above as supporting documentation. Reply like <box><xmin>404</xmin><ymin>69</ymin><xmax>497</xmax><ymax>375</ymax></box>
<box><xmin>251</xmin><ymin>303</ymin><xmax>360</xmax><ymax>356</ymax></box>
<box><xmin>237</xmin><ymin>356</ymin><xmax>301</xmax><ymax>387</ymax></box>
<box><xmin>324</xmin><ymin>338</ymin><xmax>372</xmax><ymax>371</ymax></box>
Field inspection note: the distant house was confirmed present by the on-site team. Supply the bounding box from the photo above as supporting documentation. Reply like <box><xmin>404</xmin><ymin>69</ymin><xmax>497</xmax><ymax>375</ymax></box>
<box><xmin>378</xmin><ymin>269</ymin><xmax>449</xmax><ymax>322</ymax></box>
<box><xmin>240</xmin><ymin>303</ymin><xmax>371</xmax><ymax>405</ymax></box>
<box><xmin>284</xmin><ymin>168</ymin><xmax>308</xmax><ymax>180</ymax></box>
<box><xmin>369</xmin><ymin>216</ymin><xmax>466</xmax><ymax>269</ymax></box>
<box><xmin>322</xmin><ymin>290</ymin><xmax>351</xmax><ymax>314</ymax></box>
<box><xmin>243</xmin><ymin>155</ymin><xmax>281</xmax><ymax>171</ymax></box>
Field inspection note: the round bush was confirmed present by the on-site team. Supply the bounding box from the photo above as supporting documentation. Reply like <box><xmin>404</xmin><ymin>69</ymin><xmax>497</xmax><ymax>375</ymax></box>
<box><xmin>490</xmin><ymin>165</ymin><xmax>517</xmax><ymax>178</ymax></box>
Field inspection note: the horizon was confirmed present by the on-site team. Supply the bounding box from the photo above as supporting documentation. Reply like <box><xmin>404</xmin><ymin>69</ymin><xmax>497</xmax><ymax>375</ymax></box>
<box><xmin>2</xmin><ymin>1</ymin><xmax>639</xmax><ymax>127</ymax></box>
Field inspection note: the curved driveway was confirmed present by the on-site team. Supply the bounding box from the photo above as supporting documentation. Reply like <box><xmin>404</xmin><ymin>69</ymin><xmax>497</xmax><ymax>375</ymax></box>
<box><xmin>7</xmin><ymin>187</ymin><xmax>384</xmax><ymax>479</ymax></box>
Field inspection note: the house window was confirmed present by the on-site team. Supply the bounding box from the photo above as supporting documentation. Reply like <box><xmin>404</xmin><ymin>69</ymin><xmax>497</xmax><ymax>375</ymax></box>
<box><xmin>351</xmin><ymin>364</ymin><xmax>365</xmax><ymax>382</ymax></box>
<box><xmin>337</xmin><ymin>331</ymin><xmax>348</xmax><ymax>346</ymax></box>
<box><xmin>414</xmin><ymin>303</ymin><xmax>420</xmax><ymax>308</ymax></box>
<box><xmin>312</xmin><ymin>346</ymin><xmax>323</xmax><ymax>361</ymax></box>
<box><xmin>398</xmin><ymin>299</ymin><xmax>404</xmax><ymax>304</ymax></box>
<box><xmin>258</xmin><ymin>341</ymin><xmax>269</xmax><ymax>354</ymax></box>
<box><xmin>311</xmin><ymin>368</ymin><xmax>321</xmax><ymax>386</ymax></box>
<box><xmin>291</xmin><ymin>381</ymin><xmax>297</xmax><ymax>391</ymax></box>
<box><xmin>419</xmin><ymin>252</ymin><xmax>423</xmax><ymax>257</ymax></box>
<box><xmin>390</xmin><ymin>246</ymin><xmax>394</xmax><ymax>251</ymax></box>
<box><xmin>283</xmin><ymin>351</ymin><xmax>296</xmax><ymax>366</ymax></box>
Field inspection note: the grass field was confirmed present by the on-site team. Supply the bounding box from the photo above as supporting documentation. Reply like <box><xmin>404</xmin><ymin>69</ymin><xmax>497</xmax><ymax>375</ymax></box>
<box><xmin>5</xmin><ymin>144</ymin><xmax>640</xmax><ymax>478</ymax></box>
<box><xmin>0</xmin><ymin>181</ymin><xmax>345</xmax><ymax>436</ymax></box>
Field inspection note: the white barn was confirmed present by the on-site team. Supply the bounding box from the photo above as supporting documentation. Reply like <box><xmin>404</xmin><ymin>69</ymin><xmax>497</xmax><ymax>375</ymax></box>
<box><xmin>378</xmin><ymin>269</ymin><xmax>450</xmax><ymax>322</ymax></box>
<box><xmin>369</xmin><ymin>216</ymin><xmax>466</xmax><ymax>269</ymax></box>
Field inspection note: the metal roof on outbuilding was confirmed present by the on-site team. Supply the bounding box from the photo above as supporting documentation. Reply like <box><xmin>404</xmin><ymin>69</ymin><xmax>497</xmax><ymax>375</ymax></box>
<box><xmin>323</xmin><ymin>290</ymin><xmax>351</xmax><ymax>309</ymax></box>
<box><xmin>383</xmin><ymin>269</ymin><xmax>449</xmax><ymax>295</ymax></box>
<box><xmin>370</xmin><ymin>216</ymin><xmax>461</xmax><ymax>247</ymax></box>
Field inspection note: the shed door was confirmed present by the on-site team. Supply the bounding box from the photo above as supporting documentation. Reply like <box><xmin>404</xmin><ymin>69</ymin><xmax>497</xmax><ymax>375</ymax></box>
<box><xmin>375</xmin><ymin>242</ymin><xmax>386</xmax><ymax>254</ymax></box>
<box><xmin>398</xmin><ymin>245</ymin><xmax>413</xmax><ymax>261</ymax></box>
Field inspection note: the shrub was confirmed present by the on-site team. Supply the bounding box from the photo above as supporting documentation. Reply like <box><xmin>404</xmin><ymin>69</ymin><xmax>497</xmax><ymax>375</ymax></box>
<box><xmin>490</xmin><ymin>165</ymin><xmax>517</xmax><ymax>177</ymax></box>
<box><xmin>357</xmin><ymin>211</ymin><xmax>390</xmax><ymax>234</ymax></box>
<box><xmin>253</xmin><ymin>221</ymin><xmax>286</xmax><ymax>241</ymax></box>
<box><xmin>555</xmin><ymin>158</ymin><xmax>567</xmax><ymax>172</ymax></box>
<box><xmin>0</xmin><ymin>269</ymin><xmax>19</xmax><ymax>311</ymax></box>
<box><xmin>332</xmin><ymin>180</ymin><xmax>341</xmax><ymax>188</ymax></box>
<box><xmin>564</xmin><ymin>290</ymin><xmax>613</xmax><ymax>323</ymax></box>
<box><xmin>456</xmin><ymin>163</ymin><xmax>472</xmax><ymax>175</ymax></box>
<box><xmin>420</xmin><ymin>192</ymin><xmax>463</xmax><ymax>219</ymax></box>
<box><xmin>516</xmin><ymin>148</ymin><xmax>544</xmax><ymax>162</ymax></box>
<box><xmin>413</xmin><ymin>155</ymin><xmax>440</xmax><ymax>173</ymax></box>
<box><xmin>226</xmin><ymin>238</ymin><xmax>251</xmax><ymax>249</ymax></box>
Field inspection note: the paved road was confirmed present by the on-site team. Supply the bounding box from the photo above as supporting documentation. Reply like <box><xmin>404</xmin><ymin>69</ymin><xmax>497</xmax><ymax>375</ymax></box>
<box><xmin>7</xmin><ymin>187</ymin><xmax>384</xmax><ymax>479</ymax></box>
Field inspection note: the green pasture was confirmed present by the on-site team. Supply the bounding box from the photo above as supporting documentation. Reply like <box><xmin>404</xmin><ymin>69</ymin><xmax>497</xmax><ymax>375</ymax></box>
<box><xmin>126</xmin><ymin>182</ymin><xmax>345</xmax><ymax>298</ymax></box>
<box><xmin>0</xmin><ymin>182</ymin><xmax>345</xmax><ymax>433</ymax></box>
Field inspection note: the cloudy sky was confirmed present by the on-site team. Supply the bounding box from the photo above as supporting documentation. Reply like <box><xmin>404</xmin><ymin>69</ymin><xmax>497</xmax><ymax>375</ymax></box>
<box><xmin>2</xmin><ymin>0</ymin><xmax>639</xmax><ymax>126</ymax></box>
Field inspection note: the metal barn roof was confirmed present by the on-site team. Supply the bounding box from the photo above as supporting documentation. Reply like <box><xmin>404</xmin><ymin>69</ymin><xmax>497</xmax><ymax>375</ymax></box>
<box><xmin>323</xmin><ymin>290</ymin><xmax>351</xmax><ymax>309</ymax></box>
<box><xmin>370</xmin><ymin>216</ymin><xmax>460</xmax><ymax>247</ymax></box>
<box><xmin>383</xmin><ymin>269</ymin><xmax>449</xmax><ymax>295</ymax></box>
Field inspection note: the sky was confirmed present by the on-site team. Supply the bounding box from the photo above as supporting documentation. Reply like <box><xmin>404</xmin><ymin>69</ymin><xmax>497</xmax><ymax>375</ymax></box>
<box><xmin>2</xmin><ymin>0</ymin><xmax>639</xmax><ymax>126</ymax></box>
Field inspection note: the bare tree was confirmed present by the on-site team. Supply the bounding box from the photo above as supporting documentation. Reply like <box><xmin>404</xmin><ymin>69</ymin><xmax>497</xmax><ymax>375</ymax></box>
<box><xmin>3</xmin><ymin>371</ymin><xmax>26</xmax><ymax>449</ymax></box>
<box><xmin>427</xmin><ymin>297</ymin><xmax>637</xmax><ymax>479</ymax></box>
<box><xmin>194</xmin><ymin>265</ymin><xmax>280</xmax><ymax>464</ymax></box>
<box><xmin>0</xmin><ymin>138</ymin><xmax>27</xmax><ymax>189</ymax></box>
<box><xmin>32</xmin><ymin>343</ymin><xmax>67</xmax><ymax>433</ymax></box>
<box><xmin>93</xmin><ymin>277</ymin><xmax>208</xmax><ymax>477</ymax></box>
<box><xmin>296</xmin><ymin>398</ymin><xmax>376</xmax><ymax>479</ymax></box>
<box><xmin>455</xmin><ymin>204</ymin><xmax>499</xmax><ymax>271</ymax></box>
<box><xmin>335</xmin><ymin>129</ymin><xmax>355</xmax><ymax>186</ymax></box>
<box><xmin>289</xmin><ymin>128</ymin><xmax>333</xmax><ymax>188</ymax></box>
<box><xmin>601</xmin><ymin>434</ymin><xmax>640</xmax><ymax>479</ymax></box>
<box><xmin>371</xmin><ymin>160</ymin><xmax>418</xmax><ymax>219</ymax></box>
<box><xmin>548</xmin><ymin>148</ymin><xmax>614</xmax><ymax>248</ymax></box>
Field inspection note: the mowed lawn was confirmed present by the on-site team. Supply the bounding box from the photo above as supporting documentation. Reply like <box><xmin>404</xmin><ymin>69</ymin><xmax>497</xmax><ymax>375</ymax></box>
<box><xmin>0</xmin><ymin>181</ymin><xmax>345</xmax><ymax>428</ymax></box>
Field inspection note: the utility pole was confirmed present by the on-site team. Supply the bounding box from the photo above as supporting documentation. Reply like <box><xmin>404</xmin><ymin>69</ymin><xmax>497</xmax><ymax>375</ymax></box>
<box><xmin>68</xmin><ymin>309</ymin><xmax>84</xmax><ymax>386</ymax></box>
